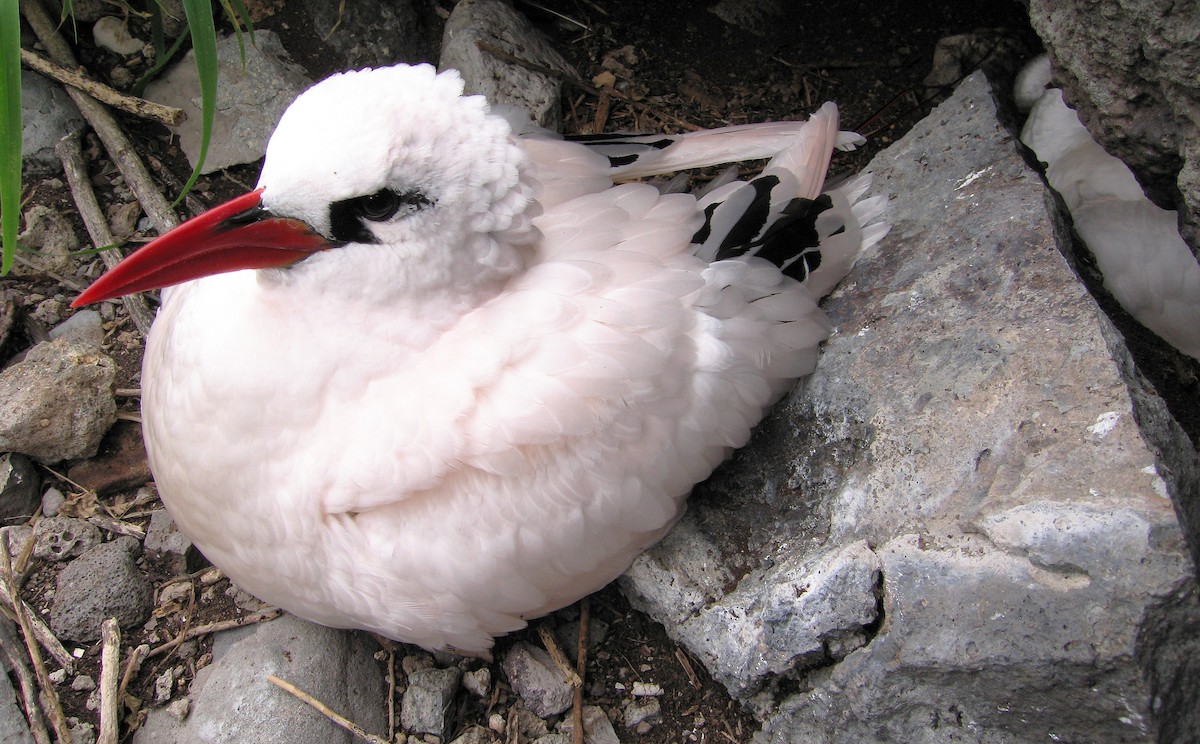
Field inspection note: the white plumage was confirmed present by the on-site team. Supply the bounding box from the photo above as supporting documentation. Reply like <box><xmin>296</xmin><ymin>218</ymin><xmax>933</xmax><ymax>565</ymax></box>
<box><xmin>1018</xmin><ymin>58</ymin><xmax>1200</xmax><ymax>361</ymax></box>
<box><xmin>77</xmin><ymin>63</ymin><xmax>887</xmax><ymax>651</ymax></box>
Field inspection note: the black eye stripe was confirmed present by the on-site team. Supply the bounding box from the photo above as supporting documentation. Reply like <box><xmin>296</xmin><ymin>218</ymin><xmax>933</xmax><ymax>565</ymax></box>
<box><xmin>328</xmin><ymin>188</ymin><xmax>434</xmax><ymax>244</ymax></box>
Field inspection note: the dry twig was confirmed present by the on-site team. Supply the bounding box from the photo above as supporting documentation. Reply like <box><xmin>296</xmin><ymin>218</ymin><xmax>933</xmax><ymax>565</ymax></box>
<box><xmin>22</xmin><ymin>0</ymin><xmax>180</xmax><ymax>236</ymax></box>
<box><xmin>0</xmin><ymin>565</ymin><xmax>75</xmax><ymax>673</ymax></box>
<box><xmin>55</xmin><ymin>129</ymin><xmax>155</xmax><ymax>335</ymax></box>
<box><xmin>20</xmin><ymin>48</ymin><xmax>185</xmax><ymax>126</ymax></box>
<box><xmin>0</xmin><ymin>616</ymin><xmax>52</xmax><ymax>744</ymax></box>
<box><xmin>97</xmin><ymin>619</ymin><xmax>121</xmax><ymax>744</ymax></box>
<box><xmin>0</xmin><ymin>542</ymin><xmax>73</xmax><ymax>744</ymax></box>
<box><xmin>267</xmin><ymin>675</ymin><xmax>390</xmax><ymax>744</ymax></box>
<box><xmin>147</xmin><ymin>608</ymin><xmax>280</xmax><ymax>658</ymax></box>
<box><xmin>571</xmin><ymin>597</ymin><xmax>590</xmax><ymax>744</ymax></box>
<box><xmin>536</xmin><ymin>624</ymin><xmax>582</xmax><ymax>688</ymax></box>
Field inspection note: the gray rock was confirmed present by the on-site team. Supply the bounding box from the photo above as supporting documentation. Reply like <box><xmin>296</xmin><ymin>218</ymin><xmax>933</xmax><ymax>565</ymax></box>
<box><xmin>623</xmin><ymin>696</ymin><xmax>662</xmax><ymax>728</ymax></box>
<box><xmin>0</xmin><ymin>623</ymin><xmax>35</xmax><ymax>744</ymax></box>
<box><xmin>0</xmin><ymin>452</ymin><xmax>41</xmax><ymax>522</ymax></box>
<box><xmin>400</xmin><ymin>666</ymin><xmax>462</xmax><ymax>737</ymax></box>
<box><xmin>143</xmin><ymin>509</ymin><xmax>195</xmax><ymax>574</ymax></box>
<box><xmin>556</xmin><ymin>705</ymin><xmax>619</xmax><ymax>744</ymax></box>
<box><xmin>623</xmin><ymin>72</ymin><xmax>1199</xmax><ymax>744</ymax></box>
<box><xmin>451</xmin><ymin>726</ymin><xmax>497</xmax><ymax>744</ymax></box>
<box><xmin>134</xmin><ymin>614</ymin><xmax>385</xmax><ymax>744</ymax></box>
<box><xmin>145</xmin><ymin>30</ymin><xmax>311</xmax><ymax>174</ymax></box>
<box><xmin>296</xmin><ymin>0</ymin><xmax>428</xmax><ymax>71</ymax></box>
<box><xmin>501</xmin><ymin>641</ymin><xmax>573</xmax><ymax>718</ymax></box>
<box><xmin>41</xmin><ymin>486</ymin><xmax>65</xmax><ymax>517</ymax></box>
<box><xmin>625</xmin><ymin>537</ymin><xmax>880</xmax><ymax>697</ymax></box>
<box><xmin>708</xmin><ymin>0</ymin><xmax>785</xmax><ymax>38</ymax></box>
<box><xmin>1026</xmin><ymin>0</ymin><xmax>1200</xmax><ymax>249</ymax></box>
<box><xmin>51</xmin><ymin>537</ymin><xmax>152</xmax><ymax>642</ymax></box>
<box><xmin>49</xmin><ymin>310</ymin><xmax>103</xmax><ymax>347</ymax></box>
<box><xmin>33</xmin><ymin>516</ymin><xmax>101</xmax><ymax>562</ymax></box>
<box><xmin>0</xmin><ymin>338</ymin><xmax>117</xmax><ymax>463</ymax></box>
<box><xmin>21</xmin><ymin>71</ymin><xmax>84</xmax><ymax>174</ymax></box>
<box><xmin>16</xmin><ymin>205</ymin><xmax>77</xmax><ymax>275</ymax></box>
<box><xmin>440</xmin><ymin>0</ymin><xmax>575</xmax><ymax>130</ymax></box>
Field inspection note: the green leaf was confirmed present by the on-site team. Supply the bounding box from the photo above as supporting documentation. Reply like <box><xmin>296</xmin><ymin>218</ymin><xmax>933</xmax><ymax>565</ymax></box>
<box><xmin>0</xmin><ymin>0</ymin><xmax>21</xmax><ymax>275</ymax></box>
<box><xmin>176</xmin><ymin>0</ymin><xmax>219</xmax><ymax>205</ymax></box>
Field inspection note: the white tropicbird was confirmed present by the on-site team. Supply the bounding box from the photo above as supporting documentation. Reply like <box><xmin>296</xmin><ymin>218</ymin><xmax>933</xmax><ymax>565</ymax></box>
<box><xmin>76</xmin><ymin>63</ymin><xmax>887</xmax><ymax>652</ymax></box>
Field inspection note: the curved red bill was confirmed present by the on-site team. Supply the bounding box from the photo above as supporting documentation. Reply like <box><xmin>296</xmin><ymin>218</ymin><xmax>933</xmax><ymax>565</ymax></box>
<box><xmin>72</xmin><ymin>188</ymin><xmax>331</xmax><ymax>307</ymax></box>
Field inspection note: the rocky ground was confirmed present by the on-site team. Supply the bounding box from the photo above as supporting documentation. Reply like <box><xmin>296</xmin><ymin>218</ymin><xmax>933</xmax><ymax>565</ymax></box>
<box><xmin>4</xmin><ymin>1</ymin><xmax>1199</xmax><ymax>743</ymax></box>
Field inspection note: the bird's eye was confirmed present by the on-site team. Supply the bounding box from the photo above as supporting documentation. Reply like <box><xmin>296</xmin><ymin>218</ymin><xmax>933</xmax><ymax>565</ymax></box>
<box><xmin>358</xmin><ymin>189</ymin><xmax>402</xmax><ymax>221</ymax></box>
<box><xmin>329</xmin><ymin>188</ymin><xmax>434</xmax><ymax>244</ymax></box>
<box><xmin>355</xmin><ymin>188</ymin><xmax>433</xmax><ymax>222</ymax></box>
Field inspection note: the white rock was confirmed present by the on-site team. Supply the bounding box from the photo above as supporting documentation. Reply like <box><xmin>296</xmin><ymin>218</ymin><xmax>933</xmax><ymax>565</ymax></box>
<box><xmin>93</xmin><ymin>17</ymin><xmax>144</xmax><ymax>55</ymax></box>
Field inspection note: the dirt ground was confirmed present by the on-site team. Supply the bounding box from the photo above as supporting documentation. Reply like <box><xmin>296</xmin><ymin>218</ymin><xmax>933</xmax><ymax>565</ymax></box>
<box><xmin>19</xmin><ymin>2</ymin><xmax>1198</xmax><ymax>744</ymax></box>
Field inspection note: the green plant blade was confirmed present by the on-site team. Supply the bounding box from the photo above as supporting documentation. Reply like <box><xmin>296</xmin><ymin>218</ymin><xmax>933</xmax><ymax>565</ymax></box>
<box><xmin>0</xmin><ymin>0</ymin><xmax>21</xmax><ymax>275</ymax></box>
<box><xmin>177</xmin><ymin>0</ymin><xmax>219</xmax><ymax>205</ymax></box>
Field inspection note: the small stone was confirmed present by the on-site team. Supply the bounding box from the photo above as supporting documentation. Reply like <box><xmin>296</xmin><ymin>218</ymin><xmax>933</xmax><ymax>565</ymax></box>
<box><xmin>93</xmin><ymin>17</ymin><xmax>145</xmax><ymax>55</ymax></box>
<box><xmin>49</xmin><ymin>668</ymin><xmax>67</xmax><ymax>684</ymax></box>
<box><xmin>41</xmin><ymin>487</ymin><xmax>66</xmax><ymax>517</ymax></box>
<box><xmin>623</xmin><ymin>697</ymin><xmax>662</xmax><ymax>728</ymax></box>
<box><xmin>143</xmin><ymin>508</ymin><xmax>196</xmax><ymax>573</ymax></box>
<box><xmin>66</xmin><ymin>421</ymin><xmax>152</xmax><ymax>496</ymax></box>
<box><xmin>67</xmin><ymin>717</ymin><xmax>95</xmax><ymax>744</ymax></box>
<box><xmin>400</xmin><ymin>666</ymin><xmax>462</xmax><ymax>737</ymax></box>
<box><xmin>49</xmin><ymin>310</ymin><xmax>103</xmax><ymax>347</ymax></box>
<box><xmin>165</xmin><ymin>698</ymin><xmax>190</xmax><ymax>721</ymax></box>
<box><xmin>556</xmin><ymin>705</ymin><xmax>620</xmax><ymax>744</ymax></box>
<box><xmin>2</xmin><ymin>525</ymin><xmax>32</xmax><ymax>558</ymax></box>
<box><xmin>631</xmin><ymin>681</ymin><xmax>663</xmax><ymax>697</ymax></box>
<box><xmin>532</xmin><ymin>735</ymin><xmax>570</xmax><ymax>744</ymax></box>
<box><xmin>224</xmin><ymin>584</ymin><xmax>267</xmax><ymax>612</ymax></box>
<box><xmin>635</xmin><ymin>721</ymin><xmax>652</xmax><ymax>735</ymax></box>
<box><xmin>157</xmin><ymin>581</ymin><xmax>193</xmax><ymax>607</ymax></box>
<box><xmin>401</xmin><ymin>652</ymin><xmax>435</xmax><ymax>675</ymax></box>
<box><xmin>0</xmin><ymin>338</ymin><xmax>117</xmax><ymax>463</ymax></box>
<box><xmin>154</xmin><ymin>667</ymin><xmax>175</xmax><ymax>704</ymax></box>
<box><xmin>71</xmin><ymin>675</ymin><xmax>96</xmax><ymax>692</ymax></box>
<box><xmin>50</xmin><ymin>537</ymin><xmax>152</xmax><ymax>642</ymax></box>
<box><xmin>488</xmin><ymin>713</ymin><xmax>505</xmax><ymax>733</ymax></box>
<box><xmin>462</xmin><ymin>667</ymin><xmax>491</xmax><ymax>698</ymax></box>
<box><xmin>501</xmin><ymin>642</ymin><xmax>573</xmax><ymax>717</ymax></box>
<box><xmin>450</xmin><ymin>725</ymin><xmax>496</xmax><ymax>744</ymax></box>
<box><xmin>33</xmin><ymin>517</ymin><xmax>101</xmax><ymax>562</ymax></box>
<box><xmin>0</xmin><ymin>452</ymin><xmax>41</xmax><ymax>521</ymax></box>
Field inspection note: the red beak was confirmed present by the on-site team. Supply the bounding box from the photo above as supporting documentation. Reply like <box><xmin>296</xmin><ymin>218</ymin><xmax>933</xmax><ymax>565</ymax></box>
<box><xmin>72</xmin><ymin>188</ymin><xmax>331</xmax><ymax>307</ymax></box>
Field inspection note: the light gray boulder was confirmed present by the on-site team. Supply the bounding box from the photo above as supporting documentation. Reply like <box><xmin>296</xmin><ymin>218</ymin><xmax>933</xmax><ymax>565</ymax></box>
<box><xmin>145</xmin><ymin>30</ymin><xmax>311</xmax><ymax>174</ymax></box>
<box><xmin>133</xmin><ymin>614</ymin><xmax>385</xmax><ymax>744</ymax></box>
<box><xmin>622</xmin><ymin>71</ymin><xmax>1199</xmax><ymax>743</ymax></box>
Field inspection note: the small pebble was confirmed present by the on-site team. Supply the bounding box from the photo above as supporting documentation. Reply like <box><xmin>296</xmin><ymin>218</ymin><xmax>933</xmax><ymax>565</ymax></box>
<box><xmin>462</xmin><ymin>667</ymin><xmax>491</xmax><ymax>698</ymax></box>
<box><xmin>41</xmin><ymin>486</ymin><xmax>65</xmax><ymax>517</ymax></box>
<box><xmin>71</xmin><ymin>674</ymin><xmax>96</xmax><ymax>692</ymax></box>
<box><xmin>631</xmin><ymin>681</ymin><xmax>663</xmax><ymax>697</ymax></box>
<box><xmin>49</xmin><ymin>669</ymin><xmax>67</xmax><ymax>684</ymax></box>
<box><xmin>154</xmin><ymin>668</ymin><xmax>175</xmax><ymax>704</ymax></box>
<box><xmin>166</xmin><ymin>698</ymin><xmax>190</xmax><ymax>721</ymax></box>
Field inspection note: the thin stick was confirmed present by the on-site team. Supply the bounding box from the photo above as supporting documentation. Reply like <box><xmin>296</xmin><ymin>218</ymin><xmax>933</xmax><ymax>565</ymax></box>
<box><xmin>146</xmin><ymin>608</ymin><xmax>280</xmax><ymax>658</ymax></box>
<box><xmin>675</xmin><ymin>646</ymin><xmax>701</xmax><ymax>689</ymax></box>
<box><xmin>571</xmin><ymin>597</ymin><xmax>590</xmax><ymax>744</ymax></box>
<box><xmin>22</xmin><ymin>0</ymin><xmax>180</xmax><ymax>235</ymax></box>
<box><xmin>87</xmin><ymin>514</ymin><xmax>147</xmax><ymax>540</ymax></box>
<box><xmin>0</xmin><ymin>574</ymin><xmax>75</xmax><ymax>673</ymax></box>
<box><xmin>0</xmin><ymin>618</ymin><xmax>52</xmax><ymax>744</ymax></box>
<box><xmin>385</xmin><ymin>650</ymin><xmax>395</xmax><ymax>742</ymax></box>
<box><xmin>55</xmin><ymin>129</ymin><xmax>155</xmax><ymax>335</ymax></box>
<box><xmin>267</xmin><ymin>675</ymin><xmax>390</xmax><ymax>744</ymax></box>
<box><xmin>0</xmin><ymin>543</ymin><xmax>72</xmax><ymax>744</ymax></box>
<box><xmin>97</xmin><ymin>619</ymin><xmax>121</xmax><ymax>744</ymax></box>
<box><xmin>20</xmin><ymin>48</ymin><xmax>186</xmax><ymax>126</ymax></box>
<box><xmin>116</xmin><ymin>644</ymin><xmax>148</xmax><ymax>704</ymax></box>
<box><xmin>536</xmin><ymin>624</ymin><xmax>582</xmax><ymax>688</ymax></box>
